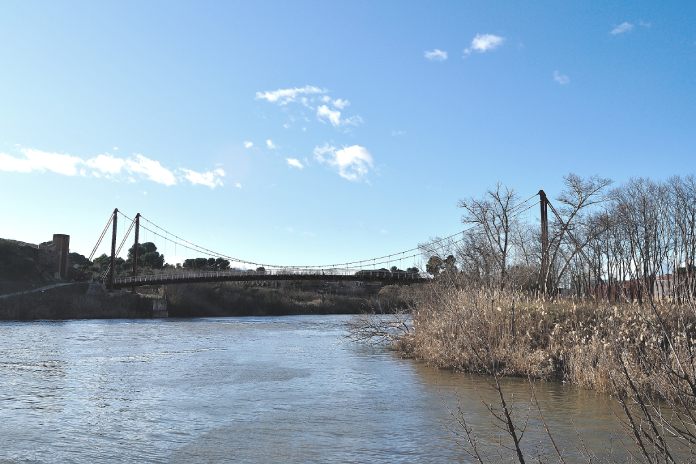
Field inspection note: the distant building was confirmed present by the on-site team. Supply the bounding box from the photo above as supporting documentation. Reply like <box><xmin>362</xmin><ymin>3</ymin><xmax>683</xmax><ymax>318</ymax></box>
<box><xmin>39</xmin><ymin>234</ymin><xmax>70</xmax><ymax>279</ymax></box>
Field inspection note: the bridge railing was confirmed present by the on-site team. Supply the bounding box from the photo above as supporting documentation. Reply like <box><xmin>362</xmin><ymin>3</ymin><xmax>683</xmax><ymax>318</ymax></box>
<box><xmin>113</xmin><ymin>268</ymin><xmax>426</xmax><ymax>285</ymax></box>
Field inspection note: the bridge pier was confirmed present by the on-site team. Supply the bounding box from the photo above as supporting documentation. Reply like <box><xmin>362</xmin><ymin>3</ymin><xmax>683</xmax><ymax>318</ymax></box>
<box><xmin>151</xmin><ymin>296</ymin><xmax>168</xmax><ymax>318</ymax></box>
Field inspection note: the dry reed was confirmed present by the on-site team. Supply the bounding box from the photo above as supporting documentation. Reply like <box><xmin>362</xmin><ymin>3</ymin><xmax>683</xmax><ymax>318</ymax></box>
<box><xmin>403</xmin><ymin>281</ymin><xmax>696</xmax><ymax>397</ymax></box>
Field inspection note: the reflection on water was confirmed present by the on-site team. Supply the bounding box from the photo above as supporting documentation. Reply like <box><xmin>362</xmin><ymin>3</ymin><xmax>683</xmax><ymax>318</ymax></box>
<box><xmin>412</xmin><ymin>364</ymin><xmax>630</xmax><ymax>462</ymax></box>
<box><xmin>0</xmin><ymin>316</ymin><xmax>628</xmax><ymax>463</ymax></box>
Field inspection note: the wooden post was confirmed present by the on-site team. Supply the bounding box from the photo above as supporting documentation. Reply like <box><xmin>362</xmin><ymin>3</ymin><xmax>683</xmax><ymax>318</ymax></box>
<box><xmin>108</xmin><ymin>208</ymin><xmax>118</xmax><ymax>291</ymax></box>
<box><xmin>539</xmin><ymin>190</ymin><xmax>549</xmax><ymax>295</ymax></box>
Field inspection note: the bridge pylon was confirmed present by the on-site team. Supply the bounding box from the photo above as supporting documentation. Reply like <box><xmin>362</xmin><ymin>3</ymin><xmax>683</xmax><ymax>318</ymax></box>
<box><xmin>132</xmin><ymin>213</ymin><xmax>141</xmax><ymax>289</ymax></box>
<box><xmin>107</xmin><ymin>208</ymin><xmax>118</xmax><ymax>291</ymax></box>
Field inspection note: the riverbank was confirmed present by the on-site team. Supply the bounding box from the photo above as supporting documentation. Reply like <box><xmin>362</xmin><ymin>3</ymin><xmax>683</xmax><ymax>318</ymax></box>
<box><xmin>389</xmin><ymin>283</ymin><xmax>696</xmax><ymax>461</ymax></box>
<box><xmin>0</xmin><ymin>235</ymin><xmax>416</xmax><ymax>320</ymax></box>
<box><xmin>0</xmin><ymin>283</ymin><xmax>157</xmax><ymax>320</ymax></box>
<box><xmin>397</xmin><ymin>283</ymin><xmax>695</xmax><ymax>395</ymax></box>
<box><xmin>165</xmin><ymin>281</ymin><xmax>413</xmax><ymax>317</ymax></box>
<box><xmin>0</xmin><ymin>279</ymin><xmax>414</xmax><ymax>320</ymax></box>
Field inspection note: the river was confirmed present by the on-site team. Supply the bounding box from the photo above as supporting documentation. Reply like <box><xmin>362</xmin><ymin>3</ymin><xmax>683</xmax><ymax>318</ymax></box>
<box><xmin>0</xmin><ymin>316</ymin><xmax>628</xmax><ymax>463</ymax></box>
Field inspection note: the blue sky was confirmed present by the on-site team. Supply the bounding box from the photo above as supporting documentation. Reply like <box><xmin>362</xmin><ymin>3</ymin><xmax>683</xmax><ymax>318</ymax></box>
<box><xmin>1</xmin><ymin>1</ymin><xmax>695</xmax><ymax>268</ymax></box>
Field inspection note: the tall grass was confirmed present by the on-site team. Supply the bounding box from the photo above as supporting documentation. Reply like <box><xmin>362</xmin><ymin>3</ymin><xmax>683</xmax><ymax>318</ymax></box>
<box><xmin>402</xmin><ymin>281</ymin><xmax>696</xmax><ymax>396</ymax></box>
<box><xmin>391</xmin><ymin>281</ymin><xmax>696</xmax><ymax>461</ymax></box>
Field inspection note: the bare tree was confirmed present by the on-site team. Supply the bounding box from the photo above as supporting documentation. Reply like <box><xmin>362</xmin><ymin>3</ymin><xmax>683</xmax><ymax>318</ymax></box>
<box><xmin>459</xmin><ymin>183</ymin><xmax>519</xmax><ymax>290</ymax></box>
<box><xmin>544</xmin><ymin>174</ymin><xmax>612</xmax><ymax>295</ymax></box>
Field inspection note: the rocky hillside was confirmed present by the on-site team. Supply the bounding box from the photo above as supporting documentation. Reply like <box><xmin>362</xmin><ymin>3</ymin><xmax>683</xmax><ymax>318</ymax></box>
<box><xmin>0</xmin><ymin>238</ymin><xmax>56</xmax><ymax>293</ymax></box>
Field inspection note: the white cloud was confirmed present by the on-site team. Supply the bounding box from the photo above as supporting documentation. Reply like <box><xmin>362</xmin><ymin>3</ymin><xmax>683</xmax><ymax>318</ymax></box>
<box><xmin>255</xmin><ymin>86</ymin><xmax>360</xmax><ymax>131</ymax></box>
<box><xmin>611</xmin><ymin>21</ymin><xmax>634</xmax><ymax>35</ymax></box>
<box><xmin>332</xmin><ymin>98</ymin><xmax>350</xmax><ymax>109</ymax></box>
<box><xmin>317</xmin><ymin>105</ymin><xmax>342</xmax><ymax>127</ymax></box>
<box><xmin>0</xmin><ymin>152</ymin><xmax>33</xmax><ymax>173</ymax></box>
<box><xmin>0</xmin><ymin>147</ymin><xmax>225</xmax><ymax>188</ymax></box>
<box><xmin>0</xmin><ymin>148</ymin><xmax>83</xmax><ymax>176</ymax></box>
<box><xmin>255</xmin><ymin>85</ymin><xmax>325</xmax><ymax>105</ymax></box>
<box><xmin>464</xmin><ymin>34</ymin><xmax>505</xmax><ymax>55</ymax></box>
<box><xmin>424</xmin><ymin>49</ymin><xmax>448</xmax><ymax>61</ymax></box>
<box><xmin>180</xmin><ymin>167</ymin><xmax>225</xmax><ymax>189</ymax></box>
<box><xmin>345</xmin><ymin>115</ymin><xmax>362</xmax><ymax>126</ymax></box>
<box><xmin>266</xmin><ymin>139</ymin><xmax>276</xmax><ymax>150</ymax></box>
<box><xmin>316</xmin><ymin>104</ymin><xmax>362</xmax><ymax>127</ymax></box>
<box><xmin>234</xmin><ymin>182</ymin><xmax>242</xmax><ymax>189</ymax></box>
<box><xmin>126</xmin><ymin>154</ymin><xmax>178</xmax><ymax>186</ymax></box>
<box><xmin>24</xmin><ymin>149</ymin><xmax>84</xmax><ymax>176</ymax></box>
<box><xmin>553</xmin><ymin>70</ymin><xmax>570</xmax><ymax>85</ymax></box>
<box><xmin>313</xmin><ymin>144</ymin><xmax>373</xmax><ymax>182</ymax></box>
<box><xmin>85</xmin><ymin>153</ymin><xmax>126</xmax><ymax>175</ymax></box>
<box><xmin>243</xmin><ymin>141</ymin><xmax>254</xmax><ymax>149</ymax></box>
<box><xmin>286</xmin><ymin>158</ymin><xmax>304</xmax><ymax>169</ymax></box>
<box><xmin>610</xmin><ymin>20</ymin><xmax>650</xmax><ymax>35</ymax></box>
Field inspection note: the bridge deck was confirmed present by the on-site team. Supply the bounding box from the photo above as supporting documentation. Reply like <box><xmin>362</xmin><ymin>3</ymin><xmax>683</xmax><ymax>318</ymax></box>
<box><xmin>112</xmin><ymin>270</ymin><xmax>427</xmax><ymax>289</ymax></box>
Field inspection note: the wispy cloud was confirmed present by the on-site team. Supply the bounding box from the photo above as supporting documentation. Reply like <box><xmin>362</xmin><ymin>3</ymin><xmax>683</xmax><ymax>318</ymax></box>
<box><xmin>266</xmin><ymin>139</ymin><xmax>276</xmax><ymax>150</ymax></box>
<box><xmin>85</xmin><ymin>153</ymin><xmax>125</xmax><ymax>175</ymax></box>
<box><xmin>0</xmin><ymin>148</ymin><xmax>83</xmax><ymax>176</ymax></box>
<box><xmin>256</xmin><ymin>85</ymin><xmax>361</xmax><ymax>130</ymax></box>
<box><xmin>180</xmin><ymin>167</ymin><xmax>225</xmax><ymax>188</ymax></box>
<box><xmin>316</xmin><ymin>104</ymin><xmax>362</xmax><ymax>127</ymax></box>
<box><xmin>553</xmin><ymin>70</ymin><xmax>570</xmax><ymax>85</ymax></box>
<box><xmin>317</xmin><ymin>105</ymin><xmax>341</xmax><ymax>127</ymax></box>
<box><xmin>332</xmin><ymin>98</ymin><xmax>350</xmax><ymax>110</ymax></box>
<box><xmin>464</xmin><ymin>34</ymin><xmax>505</xmax><ymax>55</ymax></box>
<box><xmin>255</xmin><ymin>85</ymin><xmax>325</xmax><ymax>105</ymax></box>
<box><xmin>611</xmin><ymin>20</ymin><xmax>650</xmax><ymax>35</ymax></box>
<box><xmin>313</xmin><ymin>144</ymin><xmax>373</xmax><ymax>182</ymax></box>
<box><xmin>286</xmin><ymin>158</ymin><xmax>304</xmax><ymax>169</ymax></box>
<box><xmin>125</xmin><ymin>154</ymin><xmax>178</xmax><ymax>186</ymax></box>
<box><xmin>610</xmin><ymin>21</ymin><xmax>634</xmax><ymax>35</ymax></box>
<box><xmin>243</xmin><ymin>141</ymin><xmax>254</xmax><ymax>149</ymax></box>
<box><xmin>424</xmin><ymin>49</ymin><xmax>448</xmax><ymax>61</ymax></box>
<box><xmin>0</xmin><ymin>147</ymin><xmax>225</xmax><ymax>188</ymax></box>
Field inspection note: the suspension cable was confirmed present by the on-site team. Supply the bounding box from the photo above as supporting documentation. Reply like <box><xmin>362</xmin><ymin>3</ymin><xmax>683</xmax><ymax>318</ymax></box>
<box><xmin>110</xmin><ymin>191</ymin><xmax>541</xmax><ymax>271</ymax></box>
<box><xmin>100</xmin><ymin>216</ymin><xmax>136</xmax><ymax>281</ymax></box>
<box><xmin>88</xmin><ymin>213</ymin><xmax>114</xmax><ymax>262</ymax></box>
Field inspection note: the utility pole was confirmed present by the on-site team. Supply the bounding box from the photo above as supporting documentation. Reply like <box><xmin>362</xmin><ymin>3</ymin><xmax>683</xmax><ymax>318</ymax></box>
<box><xmin>539</xmin><ymin>190</ymin><xmax>549</xmax><ymax>295</ymax></box>
<box><xmin>108</xmin><ymin>208</ymin><xmax>118</xmax><ymax>291</ymax></box>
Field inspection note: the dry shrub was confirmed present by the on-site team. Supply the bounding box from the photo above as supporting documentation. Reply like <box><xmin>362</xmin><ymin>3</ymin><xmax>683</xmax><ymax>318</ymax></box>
<box><xmin>352</xmin><ymin>279</ymin><xmax>696</xmax><ymax>460</ymax></box>
<box><xmin>406</xmin><ymin>281</ymin><xmax>696</xmax><ymax>395</ymax></box>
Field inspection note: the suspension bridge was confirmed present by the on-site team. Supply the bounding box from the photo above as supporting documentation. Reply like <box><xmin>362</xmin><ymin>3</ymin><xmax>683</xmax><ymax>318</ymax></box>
<box><xmin>87</xmin><ymin>192</ymin><xmax>545</xmax><ymax>291</ymax></box>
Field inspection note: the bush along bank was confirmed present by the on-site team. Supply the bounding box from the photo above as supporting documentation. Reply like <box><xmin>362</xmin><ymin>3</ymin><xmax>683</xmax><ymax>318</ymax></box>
<box><xmin>398</xmin><ymin>282</ymin><xmax>696</xmax><ymax>397</ymax></box>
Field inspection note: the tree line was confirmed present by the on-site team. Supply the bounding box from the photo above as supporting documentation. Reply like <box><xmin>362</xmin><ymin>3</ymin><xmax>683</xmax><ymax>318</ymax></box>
<box><xmin>422</xmin><ymin>173</ymin><xmax>696</xmax><ymax>303</ymax></box>
<box><xmin>89</xmin><ymin>243</ymin><xmax>234</xmax><ymax>276</ymax></box>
